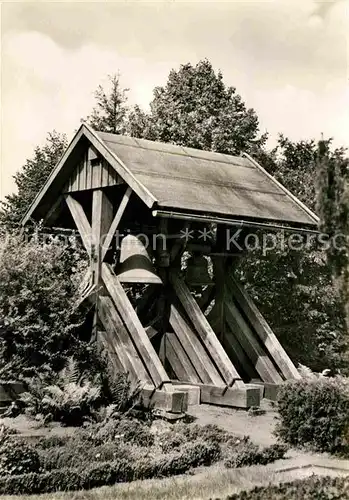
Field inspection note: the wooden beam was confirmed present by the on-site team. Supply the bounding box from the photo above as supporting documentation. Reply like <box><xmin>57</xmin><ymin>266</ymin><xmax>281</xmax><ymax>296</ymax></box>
<box><xmin>97</xmin><ymin>330</ymin><xmax>125</xmax><ymax>375</ymax></box>
<box><xmin>169</xmin><ymin>304</ymin><xmax>224</xmax><ymax>386</ymax></box>
<box><xmin>212</xmin><ymin>257</ymin><xmax>226</xmax><ymax>340</ymax></box>
<box><xmin>98</xmin><ymin>296</ymin><xmax>152</xmax><ymax>383</ymax></box>
<box><xmin>199</xmin><ymin>383</ymin><xmax>260</xmax><ymax>408</ymax></box>
<box><xmin>170</xmin><ymin>381</ymin><xmax>260</xmax><ymax>408</ymax></box>
<box><xmin>227</xmin><ymin>276</ymin><xmax>301</xmax><ymax>380</ymax></box>
<box><xmin>170</xmin><ymin>272</ymin><xmax>243</xmax><ymax>388</ymax></box>
<box><xmin>141</xmin><ymin>385</ymin><xmax>188</xmax><ymax>413</ymax></box>
<box><xmin>223</xmin><ymin>325</ymin><xmax>259</xmax><ymax>381</ymax></box>
<box><xmin>102</xmin><ymin>263</ymin><xmax>171</xmax><ymax>388</ymax></box>
<box><xmin>165</xmin><ymin>332</ymin><xmax>201</xmax><ymax>384</ymax></box>
<box><xmin>225</xmin><ymin>296</ymin><xmax>283</xmax><ymax>384</ymax></box>
<box><xmin>92</xmin><ymin>190</ymin><xmax>113</xmax><ymax>284</ymax></box>
<box><xmin>65</xmin><ymin>195</ymin><xmax>92</xmax><ymax>255</ymax></box>
<box><xmin>101</xmin><ymin>186</ymin><xmax>132</xmax><ymax>260</ymax></box>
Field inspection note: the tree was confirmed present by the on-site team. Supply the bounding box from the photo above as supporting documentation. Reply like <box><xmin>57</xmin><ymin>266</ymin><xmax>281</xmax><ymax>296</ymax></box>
<box><xmin>127</xmin><ymin>60</ymin><xmax>267</xmax><ymax>154</ymax></box>
<box><xmin>85</xmin><ymin>74</ymin><xmax>129</xmax><ymax>134</ymax></box>
<box><xmin>236</xmin><ymin>137</ymin><xmax>348</xmax><ymax>372</ymax></box>
<box><xmin>0</xmin><ymin>131</ymin><xmax>67</xmax><ymax>229</ymax></box>
<box><xmin>316</xmin><ymin>140</ymin><xmax>349</xmax><ymax>335</ymax></box>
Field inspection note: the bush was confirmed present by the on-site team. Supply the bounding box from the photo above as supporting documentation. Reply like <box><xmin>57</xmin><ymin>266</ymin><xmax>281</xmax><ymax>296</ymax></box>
<box><xmin>224</xmin><ymin>475</ymin><xmax>349</xmax><ymax>500</ymax></box>
<box><xmin>0</xmin><ymin>233</ymin><xmax>92</xmax><ymax>381</ymax></box>
<box><xmin>173</xmin><ymin>423</ymin><xmax>232</xmax><ymax>444</ymax></box>
<box><xmin>0</xmin><ymin>438</ymin><xmax>40</xmax><ymax>476</ymax></box>
<box><xmin>85</xmin><ymin>416</ymin><xmax>154</xmax><ymax>446</ymax></box>
<box><xmin>224</xmin><ymin>441</ymin><xmax>287</xmax><ymax>468</ymax></box>
<box><xmin>276</xmin><ymin>377</ymin><xmax>349</xmax><ymax>454</ymax></box>
<box><xmin>0</xmin><ymin>440</ymin><xmax>221</xmax><ymax>494</ymax></box>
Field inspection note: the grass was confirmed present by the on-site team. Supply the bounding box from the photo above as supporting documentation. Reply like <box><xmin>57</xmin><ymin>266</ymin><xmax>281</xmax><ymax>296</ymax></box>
<box><xmin>0</xmin><ymin>463</ymin><xmax>337</xmax><ymax>500</ymax></box>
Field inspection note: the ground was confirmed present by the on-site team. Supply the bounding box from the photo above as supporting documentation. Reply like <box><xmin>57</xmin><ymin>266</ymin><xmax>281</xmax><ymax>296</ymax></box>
<box><xmin>1</xmin><ymin>402</ymin><xmax>348</xmax><ymax>500</ymax></box>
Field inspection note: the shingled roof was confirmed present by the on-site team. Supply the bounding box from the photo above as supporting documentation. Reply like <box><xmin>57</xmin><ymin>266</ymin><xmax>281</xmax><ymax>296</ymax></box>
<box><xmin>22</xmin><ymin>124</ymin><xmax>319</xmax><ymax>229</ymax></box>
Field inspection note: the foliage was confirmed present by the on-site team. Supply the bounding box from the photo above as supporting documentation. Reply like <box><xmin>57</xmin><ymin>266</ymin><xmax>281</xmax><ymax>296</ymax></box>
<box><xmin>225</xmin><ymin>442</ymin><xmax>286</xmax><ymax>468</ymax></box>
<box><xmin>276</xmin><ymin>377</ymin><xmax>349</xmax><ymax>454</ymax></box>
<box><xmin>316</xmin><ymin>140</ymin><xmax>349</xmax><ymax>333</ymax></box>
<box><xmin>224</xmin><ymin>475</ymin><xmax>349</xmax><ymax>500</ymax></box>
<box><xmin>98</xmin><ymin>360</ymin><xmax>142</xmax><ymax>413</ymax></box>
<box><xmin>0</xmin><ymin>425</ymin><xmax>17</xmax><ymax>446</ymax></box>
<box><xmin>85</xmin><ymin>74</ymin><xmax>129</xmax><ymax>134</ymax></box>
<box><xmin>0</xmin><ymin>233</ymin><xmax>92</xmax><ymax>380</ymax></box>
<box><xmin>0</xmin><ymin>438</ymin><xmax>40</xmax><ymax>476</ymax></box>
<box><xmin>127</xmin><ymin>59</ymin><xmax>267</xmax><ymax>155</ymax></box>
<box><xmin>236</xmin><ymin>136</ymin><xmax>348</xmax><ymax>372</ymax></box>
<box><xmin>19</xmin><ymin>358</ymin><xmax>102</xmax><ymax>426</ymax></box>
<box><xmin>0</xmin><ymin>439</ymin><xmax>221</xmax><ymax>494</ymax></box>
<box><xmin>0</xmin><ymin>131</ymin><xmax>67</xmax><ymax>228</ymax></box>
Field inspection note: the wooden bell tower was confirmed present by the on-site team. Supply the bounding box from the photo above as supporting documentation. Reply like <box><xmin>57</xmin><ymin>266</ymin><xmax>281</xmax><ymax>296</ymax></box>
<box><xmin>22</xmin><ymin>124</ymin><xmax>319</xmax><ymax>415</ymax></box>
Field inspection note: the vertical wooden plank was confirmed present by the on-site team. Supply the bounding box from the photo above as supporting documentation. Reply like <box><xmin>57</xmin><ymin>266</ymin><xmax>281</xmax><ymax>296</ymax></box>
<box><xmin>86</xmin><ymin>156</ymin><xmax>92</xmax><ymax>190</ymax></box>
<box><xmin>212</xmin><ymin>257</ymin><xmax>226</xmax><ymax>340</ymax></box>
<box><xmin>91</xmin><ymin>190</ymin><xmax>113</xmax><ymax>285</ymax></box>
<box><xmin>101</xmin><ymin>159</ymin><xmax>109</xmax><ymax>188</ymax></box>
<box><xmin>101</xmin><ymin>187</ymin><xmax>132</xmax><ymax>260</ymax></box>
<box><xmin>92</xmin><ymin>162</ymin><xmax>102</xmax><ymax>189</ymax></box>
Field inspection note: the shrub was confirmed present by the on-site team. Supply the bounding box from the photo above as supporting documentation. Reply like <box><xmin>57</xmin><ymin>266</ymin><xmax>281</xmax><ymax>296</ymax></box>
<box><xmin>276</xmin><ymin>377</ymin><xmax>349</xmax><ymax>454</ymax></box>
<box><xmin>38</xmin><ymin>439</ymin><xmax>125</xmax><ymax>471</ymax></box>
<box><xmin>0</xmin><ymin>424</ymin><xmax>17</xmax><ymax>446</ymax></box>
<box><xmin>85</xmin><ymin>416</ymin><xmax>154</xmax><ymax>446</ymax></box>
<box><xmin>0</xmin><ymin>233</ymin><xmax>92</xmax><ymax>381</ymax></box>
<box><xmin>0</xmin><ymin>440</ymin><xmax>221</xmax><ymax>494</ymax></box>
<box><xmin>224</xmin><ymin>475</ymin><xmax>349</xmax><ymax>500</ymax></box>
<box><xmin>0</xmin><ymin>438</ymin><xmax>40</xmax><ymax>476</ymax></box>
<box><xmin>173</xmin><ymin>423</ymin><xmax>232</xmax><ymax>444</ymax></box>
<box><xmin>224</xmin><ymin>441</ymin><xmax>286</xmax><ymax>468</ymax></box>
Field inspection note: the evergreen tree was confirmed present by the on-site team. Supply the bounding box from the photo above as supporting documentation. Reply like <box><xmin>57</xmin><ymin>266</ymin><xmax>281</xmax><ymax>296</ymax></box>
<box><xmin>85</xmin><ymin>74</ymin><xmax>129</xmax><ymax>134</ymax></box>
<box><xmin>0</xmin><ymin>131</ymin><xmax>67</xmax><ymax>229</ymax></box>
<box><xmin>316</xmin><ymin>139</ymin><xmax>349</xmax><ymax>334</ymax></box>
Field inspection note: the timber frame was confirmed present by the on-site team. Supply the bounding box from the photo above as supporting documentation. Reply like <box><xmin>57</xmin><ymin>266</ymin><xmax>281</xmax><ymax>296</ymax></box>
<box><xmin>22</xmin><ymin>125</ymin><xmax>317</xmax><ymax>414</ymax></box>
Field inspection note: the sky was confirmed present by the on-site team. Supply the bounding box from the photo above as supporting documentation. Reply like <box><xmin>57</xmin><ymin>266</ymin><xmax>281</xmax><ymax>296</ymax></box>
<box><xmin>1</xmin><ymin>0</ymin><xmax>348</xmax><ymax>200</ymax></box>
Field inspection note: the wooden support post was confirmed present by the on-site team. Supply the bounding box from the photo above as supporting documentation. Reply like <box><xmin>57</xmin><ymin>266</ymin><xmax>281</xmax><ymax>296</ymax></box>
<box><xmin>227</xmin><ymin>276</ymin><xmax>301</xmax><ymax>380</ymax></box>
<box><xmin>165</xmin><ymin>332</ymin><xmax>201</xmax><ymax>384</ymax></box>
<box><xmin>170</xmin><ymin>272</ymin><xmax>244</xmax><ymax>388</ymax></box>
<box><xmin>102</xmin><ymin>263</ymin><xmax>171</xmax><ymax>388</ymax></box>
<box><xmin>92</xmin><ymin>190</ymin><xmax>113</xmax><ymax>285</ymax></box>
<box><xmin>212</xmin><ymin>257</ymin><xmax>226</xmax><ymax>339</ymax></box>
<box><xmin>98</xmin><ymin>296</ymin><xmax>152</xmax><ymax>383</ymax></box>
<box><xmin>101</xmin><ymin>186</ymin><xmax>132</xmax><ymax>260</ymax></box>
<box><xmin>65</xmin><ymin>195</ymin><xmax>92</xmax><ymax>254</ymax></box>
<box><xmin>225</xmin><ymin>296</ymin><xmax>283</xmax><ymax>384</ymax></box>
<box><xmin>223</xmin><ymin>326</ymin><xmax>259</xmax><ymax>381</ymax></box>
<box><xmin>170</xmin><ymin>304</ymin><xmax>224</xmax><ymax>386</ymax></box>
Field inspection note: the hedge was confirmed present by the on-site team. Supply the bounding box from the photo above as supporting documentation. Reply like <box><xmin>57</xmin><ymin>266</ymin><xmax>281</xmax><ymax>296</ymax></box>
<box><xmin>276</xmin><ymin>377</ymin><xmax>349</xmax><ymax>454</ymax></box>
<box><xmin>0</xmin><ymin>441</ymin><xmax>219</xmax><ymax>495</ymax></box>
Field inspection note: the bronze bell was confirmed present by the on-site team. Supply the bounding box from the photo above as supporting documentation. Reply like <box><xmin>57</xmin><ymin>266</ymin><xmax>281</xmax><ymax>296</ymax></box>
<box><xmin>185</xmin><ymin>254</ymin><xmax>213</xmax><ymax>286</ymax></box>
<box><xmin>116</xmin><ymin>235</ymin><xmax>162</xmax><ymax>284</ymax></box>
